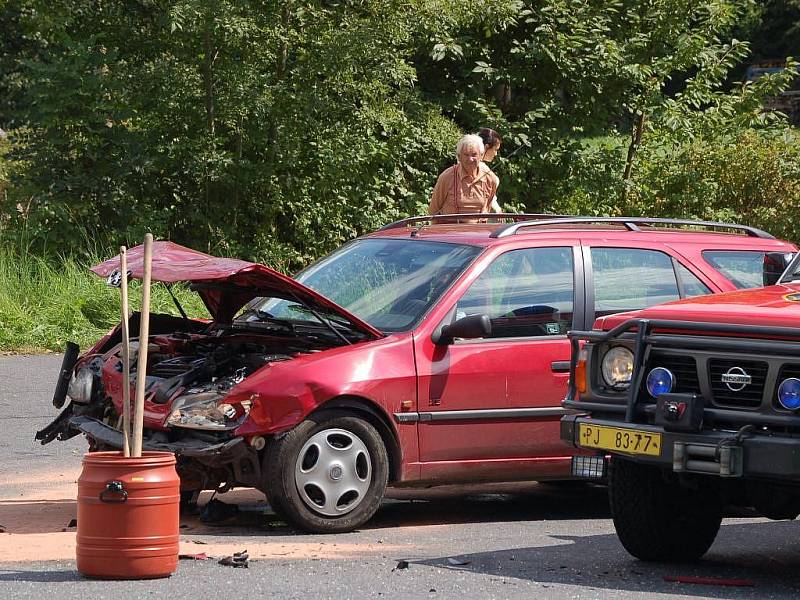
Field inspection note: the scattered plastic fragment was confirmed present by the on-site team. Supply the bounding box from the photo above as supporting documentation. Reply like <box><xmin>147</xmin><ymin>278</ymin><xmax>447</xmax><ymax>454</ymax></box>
<box><xmin>61</xmin><ymin>518</ymin><xmax>78</xmax><ymax>532</ymax></box>
<box><xmin>664</xmin><ymin>575</ymin><xmax>755</xmax><ymax>587</ymax></box>
<box><xmin>179</xmin><ymin>553</ymin><xmax>209</xmax><ymax>561</ymax></box>
<box><xmin>218</xmin><ymin>550</ymin><xmax>249</xmax><ymax>568</ymax></box>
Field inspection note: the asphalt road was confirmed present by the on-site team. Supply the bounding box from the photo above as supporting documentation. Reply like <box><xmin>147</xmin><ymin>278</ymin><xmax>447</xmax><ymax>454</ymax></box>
<box><xmin>2</xmin><ymin>354</ymin><xmax>800</xmax><ymax>599</ymax></box>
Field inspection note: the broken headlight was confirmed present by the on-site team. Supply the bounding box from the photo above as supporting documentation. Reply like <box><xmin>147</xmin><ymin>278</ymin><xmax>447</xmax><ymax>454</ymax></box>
<box><xmin>167</xmin><ymin>389</ymin><xmax>252</xmax><ymax>430</ymax></box>
<box><xmin>67</xmin><ymin>363</ymin><xmax>97</xmax><ymax>404</ymax></box>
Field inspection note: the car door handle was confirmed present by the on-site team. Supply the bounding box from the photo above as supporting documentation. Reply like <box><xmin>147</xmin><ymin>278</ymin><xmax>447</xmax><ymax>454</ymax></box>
<box><xmin>551</xmin><ymin>360</ymin><xmax>571</xmax><ymax>373</ymax></box>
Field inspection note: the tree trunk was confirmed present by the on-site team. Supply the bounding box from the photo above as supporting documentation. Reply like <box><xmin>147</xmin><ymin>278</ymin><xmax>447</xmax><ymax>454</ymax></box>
<box><xmin>621</xmin><ymin>111</ymin><xmax>645</xmax><ymax>204</ymax></box>
<box><xmin>265</xmin><ymin>1</ymin><xmax>292</xmax><ymax>240</ymax></box>
<box><xmin>203</xmin><ymin>27</ymin><xmax>216</xmax><ymax>137</ymax></box>
<box><xmin>202</xmin><ymin>21</ymin><xmax>218</xmax><ymax>249</ymax></box>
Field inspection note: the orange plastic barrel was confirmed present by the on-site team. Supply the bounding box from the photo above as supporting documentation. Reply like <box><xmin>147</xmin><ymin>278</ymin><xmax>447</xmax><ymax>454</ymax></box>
<box><xmin>76</xmin><ymin>450</ymin><xmax>180</xmax><ymax>579</ymax></box>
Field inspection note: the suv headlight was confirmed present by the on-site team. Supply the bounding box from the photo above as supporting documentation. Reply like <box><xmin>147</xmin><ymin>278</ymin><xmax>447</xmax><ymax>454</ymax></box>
<box><xmin>601</xmin><ymin>346</ymin><xmax>634</xmax><ymax>389</ymax></box>
<box><xmin>167</xmin><ymin>390</ymin><xmax>252</xmax><ymax>430</ymax></box>
<box><xmin>67</xmin><ymin>366</ymin><xmax>94</xmax><ymax>404</ymax></box>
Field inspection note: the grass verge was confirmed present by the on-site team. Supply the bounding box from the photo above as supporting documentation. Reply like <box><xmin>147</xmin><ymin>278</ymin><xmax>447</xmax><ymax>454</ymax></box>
<box><xmin>0</xmin><ymin>247</ymin><xmax>208</xmax><ymax>353</ymax></box>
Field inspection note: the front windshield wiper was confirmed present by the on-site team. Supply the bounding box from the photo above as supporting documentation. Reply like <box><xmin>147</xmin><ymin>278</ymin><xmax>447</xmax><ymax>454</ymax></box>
<box><xmin>288</xmin><ymin>304</ymin><xmax>353</xmax><ymax>327</ymax></box>
<box><xmin>235</xmin><ymin>308</ymin><xmax>296</xmax><ymax>333</ymax></box>
<box><xmin>285</xmin><ymin>294</ymin><xmax>353</xmax><ymax>345</ymax></box>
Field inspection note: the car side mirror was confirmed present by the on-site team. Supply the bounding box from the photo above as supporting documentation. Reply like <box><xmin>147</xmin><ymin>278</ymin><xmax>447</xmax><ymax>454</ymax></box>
<box><xmin>763</xmin><ymin>252</ymin><xmax>794</xmax><ymax>286</ymax></box>
<box><xmin>432</xmin><ymin>314</ymin><xmax>492</xmax><ymax>345</ymax></box>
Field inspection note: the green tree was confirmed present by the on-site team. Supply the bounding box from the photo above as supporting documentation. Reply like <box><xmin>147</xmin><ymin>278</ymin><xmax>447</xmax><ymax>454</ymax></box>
<box><xmin>3</xmin><ymin>0</ymin><xmax>799</xmax><ymax>265</ymax></box>
<box><xmin>4</xmin><ymin>0</ymin><xmax>464</xmax><ymax>266</ymax></box>
<box><xmin>419</xmin><ymin>0</ymin><xmax>796</xmax><ymax>211</ymax></box>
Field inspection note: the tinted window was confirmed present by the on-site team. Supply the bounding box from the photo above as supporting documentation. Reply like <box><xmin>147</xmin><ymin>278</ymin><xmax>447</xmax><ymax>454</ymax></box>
<box><xmin>702</xmin><ymin>250</ymin><xmax>769</xmax><ymax>289</ymax></box>
<box><xmin>455</xmin><ymin>247</ymin><xmax>574</xmax><ymax>338</ymax></box>
<box><xmin>592</xmin><ymin>248</ymin><xmax>679</xmax><ymax>316</ymax></box>
<box><xmin>675</xmin><ymin>262</ymin><xmax>712</xmax><ymax>298</ymax></box>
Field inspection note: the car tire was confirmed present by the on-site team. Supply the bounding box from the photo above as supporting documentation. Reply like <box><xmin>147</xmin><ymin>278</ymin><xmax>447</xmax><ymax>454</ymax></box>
<box><xmin>264</xmin><ymin>410</ymin><xmax>389</xmax><ymax>533</ymax></box>
<box><xmin>609</xmin><ymin>457</ymin><xmax>721</xmax><ymax>562</ymax></box>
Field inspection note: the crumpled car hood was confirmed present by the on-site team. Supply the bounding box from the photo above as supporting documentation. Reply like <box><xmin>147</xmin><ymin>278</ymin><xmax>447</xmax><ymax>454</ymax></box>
<box><xmin>90</xmin><ymin>241</ymin><xmax>383</xmax><ymax>338</ymax></box>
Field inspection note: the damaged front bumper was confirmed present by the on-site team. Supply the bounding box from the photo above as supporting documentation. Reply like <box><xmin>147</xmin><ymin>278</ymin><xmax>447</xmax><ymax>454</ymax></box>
<box><xmin>36</xmin><ymin>405</ymin><xmax>254</xmax><ymax>464</ymax></box>
<box><xmin>69</xmin><ymin>415</ymin><xmax>248</xmax><ymax>458</ymax></box>
<box><xmin>36</xmin><ymin>403</ymin><xmax>262</xmax><ymax>491</ymax></box>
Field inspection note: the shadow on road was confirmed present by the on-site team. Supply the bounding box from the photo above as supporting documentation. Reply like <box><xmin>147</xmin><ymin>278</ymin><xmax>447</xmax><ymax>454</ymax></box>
<box><xmin>0</xmin><ymin>569</ymin><xmax>82</xmax><ymax>583</ymax></box>
<box><xmin>370</xmin><ymin>482</ymin><xmax>610</xmax><ymax>529</ymax></box>
<box><xmin>180</xmin><ymin>482</ymin><xmax>610</xmax><ymax>536</ymax></box>
<box><xmin>413</xmin><ymin>520</ymin><xmax>800</xmax><ymax>598</ymax></box>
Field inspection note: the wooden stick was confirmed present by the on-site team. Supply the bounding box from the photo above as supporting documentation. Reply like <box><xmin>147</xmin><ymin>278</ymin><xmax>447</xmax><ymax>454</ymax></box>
<box><xmin>119</xmin><ymin>246</ymin><xmax>132</xmax><ymax>457</ymax></box>
<box><xmin>132</xmin><ymin>233</ymin><xmax>153</xmax><ymax>458</ymax></box>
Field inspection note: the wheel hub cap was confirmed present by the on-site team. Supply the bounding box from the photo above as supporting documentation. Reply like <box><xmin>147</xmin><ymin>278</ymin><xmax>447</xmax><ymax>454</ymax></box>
<box><xmin>295</xmin><ymin>428</ymin><xmax>372</xmax><ymax>517</ymax></box>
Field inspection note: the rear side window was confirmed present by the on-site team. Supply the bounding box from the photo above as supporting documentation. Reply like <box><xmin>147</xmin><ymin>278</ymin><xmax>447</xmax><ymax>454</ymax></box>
<box><xmin>592</xmin><ymin>248</ymin><xmax>680</xmax><ymax>316</ymax></box>
<box><xmin>701</xmin><ymin>250</ymin><xmax>769</xmax><ymax>289</ymax></box>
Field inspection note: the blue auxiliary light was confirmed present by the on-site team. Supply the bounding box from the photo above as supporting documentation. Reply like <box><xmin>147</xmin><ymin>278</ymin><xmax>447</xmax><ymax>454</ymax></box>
<box><xmin>777</xmin><ymin>378</ymin><xmax>800</xmax><ymax>410</ymax></box>
<box><xmin>646</xmin><ymin>367</ymin><xmax>675</xmax><ymax>398</ymax></box>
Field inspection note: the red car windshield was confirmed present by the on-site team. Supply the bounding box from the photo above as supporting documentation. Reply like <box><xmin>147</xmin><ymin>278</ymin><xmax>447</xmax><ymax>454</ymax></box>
<box><xmin>245</xmin><ymin>239</ymin><xmax>481</xmax><ymax>332</ymax></box>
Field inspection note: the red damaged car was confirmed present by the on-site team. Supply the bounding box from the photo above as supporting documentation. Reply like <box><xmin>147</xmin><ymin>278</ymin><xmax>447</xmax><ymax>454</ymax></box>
<box><xmin>37</xmin><ymin>215</ymin><xmax>796</xmax><ymax>532</ymax></box>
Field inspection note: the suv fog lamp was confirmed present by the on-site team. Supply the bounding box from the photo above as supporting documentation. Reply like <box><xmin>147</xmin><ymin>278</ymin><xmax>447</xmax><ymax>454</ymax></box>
<box><xmin>571</xmin><ymin>455</ymin><xmax>606</xmax><ymax>479</ymax></box>
<box><xmin>777</xmin><ymin>378</ymin><xmax>800</xmax><ymax>410</ymax></box>
<box><xmin>646</xmin><ymin>367</ymin><xmax>675</xmax><ymax>398</ymax></box>
<box><xmin>601</xmin><ymin>347</ymin><xmax>634</xmax><ymax>388</ymax></box>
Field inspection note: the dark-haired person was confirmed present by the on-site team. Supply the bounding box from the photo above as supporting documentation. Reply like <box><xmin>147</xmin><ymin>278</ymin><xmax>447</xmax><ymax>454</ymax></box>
<box><xmin>429</xmin><ymin>134</ymin><xmax>498</xmax><ymax>215</ymax></box>
<box><xmin>478</xmin><ymin>128</ymin><xmax>503</xmax><ymax>213</ymax></box>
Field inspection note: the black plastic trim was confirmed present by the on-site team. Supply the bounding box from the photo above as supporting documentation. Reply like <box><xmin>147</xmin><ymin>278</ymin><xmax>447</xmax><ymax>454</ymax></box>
<box><xmin>394</xmin><ymin>407</ymin><xmax>572</xmax><ymax>424</ymax></box>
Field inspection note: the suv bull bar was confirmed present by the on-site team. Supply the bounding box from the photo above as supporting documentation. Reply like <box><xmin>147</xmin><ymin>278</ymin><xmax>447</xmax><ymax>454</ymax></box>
<box><xmin>564</xmin><ymin>318</ymin><xmax>800</xmax><ymax>425</ymax></box>
<box><xmin>562</xmin><ymin>318</ymin><xmax>800</xmax><ymax>480</ymax></box>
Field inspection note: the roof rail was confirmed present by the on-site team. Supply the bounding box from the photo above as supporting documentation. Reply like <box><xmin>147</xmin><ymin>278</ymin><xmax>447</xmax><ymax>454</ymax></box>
<box><xmin>379</xmin><ymin>213</ymin><xmax>567</xmax><ymax>231</ymax></box>
<box><xmin>489</xmin><ymin>217</ymin><xmax>775</xmax><ymax>239</ymax></box>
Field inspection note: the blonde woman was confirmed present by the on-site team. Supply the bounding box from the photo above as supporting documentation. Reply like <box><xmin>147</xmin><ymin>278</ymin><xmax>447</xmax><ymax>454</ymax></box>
<box><xmin>429</xmin><ymin>134</ymin><xmax>498</xmax><ymax>215</ymax></box>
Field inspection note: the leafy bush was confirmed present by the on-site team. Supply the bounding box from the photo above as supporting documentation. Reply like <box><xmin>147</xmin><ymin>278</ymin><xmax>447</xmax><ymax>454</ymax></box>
<box><xmin>549</xmin><ymin>128</ymin><xmax>800</xmax><ymax>244</ymax></box>
<box><xmin>628</xmin><ymin>129</ymin><xmax>800</xmax><ymax>241</ymax></box>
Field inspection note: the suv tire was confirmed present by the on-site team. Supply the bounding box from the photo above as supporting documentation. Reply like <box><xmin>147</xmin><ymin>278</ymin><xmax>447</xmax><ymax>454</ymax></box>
<box><xmin>609</xmin><ymin>457</ymin><xmax>721</xmax><ymax>562</ymax></box>
<box><xmin>264</xmin><ymin>410</ymin><xmax>389</xmax><ymax>533</ymax></box>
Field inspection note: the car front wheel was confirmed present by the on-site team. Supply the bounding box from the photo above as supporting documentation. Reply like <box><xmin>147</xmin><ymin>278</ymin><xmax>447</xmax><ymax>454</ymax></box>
<box><xmin>609</xmin><ymin>457</ymin><xmax>722</xmax><ymax>562</ymax></box>
<box><xmin>263</xmin><ymin>410</ymin><xmax>389</xmax><ymax>533</ymax></box>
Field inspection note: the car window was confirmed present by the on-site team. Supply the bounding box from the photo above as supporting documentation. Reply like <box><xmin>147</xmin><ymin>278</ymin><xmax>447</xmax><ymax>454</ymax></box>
<box><xmin>592</xmin><ymin>248</ymin><xmax>679</xmax><ymax>317</ymax></box>
<box><xmin>675</xmin><ymin>262</ymin><xmax>712</xmax><ymax>298</ymax></box>
<box><xmin>455</xmin><ymin>247</ymin><xmax>574</xmax><ymax>338</ymax></box>
<box><xmin>702</xmin><ymin>250</ymin><xmax>769</xmax><ymax>289</ymax></box>
<box><xmin>248</xmin><ymin>239</ymin><xmax>481</xmax><ymax>333</ymax></box>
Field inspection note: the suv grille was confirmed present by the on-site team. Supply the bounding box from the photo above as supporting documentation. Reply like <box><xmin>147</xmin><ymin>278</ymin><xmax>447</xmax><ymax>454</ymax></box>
<box><xmin>709</xmin><ymin>359</ymin><xmax>767</xmax><ymax>408</ymax></box>
<box><xmin>641</xmin><ymin>354</ymin><xmax>699</xmax><ymax>399</ymax></box>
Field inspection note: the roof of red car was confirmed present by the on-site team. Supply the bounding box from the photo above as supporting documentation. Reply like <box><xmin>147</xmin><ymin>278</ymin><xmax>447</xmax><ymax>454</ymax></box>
<box><xmin>366</xmin><ymin>222</ymin><xmax>796</xmax><ymax>250</ymax></box>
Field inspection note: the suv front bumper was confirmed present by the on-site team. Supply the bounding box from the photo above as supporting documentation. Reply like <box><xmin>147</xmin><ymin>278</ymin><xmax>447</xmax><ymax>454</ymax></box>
<box><xmin>561</xmin><ymin>414</ymin><xmax>800</xmax><ymax>482</ymax></box>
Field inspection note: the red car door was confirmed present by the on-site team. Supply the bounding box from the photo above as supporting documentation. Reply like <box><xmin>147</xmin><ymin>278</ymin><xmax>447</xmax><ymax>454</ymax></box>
<box><xmin>412</xmin><ymin>245</ymin><xmax>584</xmax><ymax>483</ymax></box>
